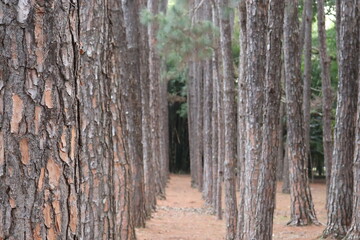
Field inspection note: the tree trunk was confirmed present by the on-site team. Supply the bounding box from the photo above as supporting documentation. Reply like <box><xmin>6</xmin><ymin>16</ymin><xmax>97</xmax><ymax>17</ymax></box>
<box><xmin>148</xmin><ymin>0</ymin><xmax>165</xmax><ymax>197</ymax></box>
<box><xmin>242</xmin><ymin>0</ymin><xmax>267</xmax><ymax>237</ymax></box>
<box><xmin>201</xmin><ymin>1</ymin><xmax>214</xmax><ymax>205</ymax></box>
<box><xmin>323</xmin><ymin>0</ymin><xmax>359</xmax><ymax>238</ymax></box>
<box><xmin>188</xmin><ymin>61</ymin><xmax>198</xmax><ymax>187</ymax></box>
<box><xmin>316</xmin><ymin>0</ymin><xmax>333</xmax><ymax>207</ymax></box>
<box><xmin>276</xmin><ymin>98</ymin><xmax>285</xmax><ymax>181</ymax></box>
<box><xmin>122</xmin><ymin>0</ymin><xmax>147</xmax><ymax>228</ymax></box>
<box><xmin>303</xmin><ymin>0</ymin><xmax>313</xmax><ymax>174</ymax></box>
<box><xmin>0</xmin><ymin>1</ymin><xmax>134</xmax><ymax>239</ymax></box>
<box><xmin>203</xmin><ymin>57</ymin><xmax>213</xmax><ymax>204</ymax></box>
<box><xmin>241</xmin><ymin>1</ymin><xmax>284</xmax><ymax>239</ymax></box>
<box><xmin>256</xmin><ymin>0</ymin><xmax>284</xmax><ymax>238</ymax></box>
<box><xmin>217</xmin><ymin>0</ymin><xmax>238</xmax><ymax>238</ymax></box>
<box><xmin>236</xmin><ymin>1</ymin><xmax>247</xmax><ymax>238</ymax></box>
<box><xmin>139</xmin><ymin>0</ymin><xmax>157</xmax><ymax>216</ymax></box>
<box><xmin>344</xmin><ymin>62</ymin><xmax>360</xmax><ymax>240</ymax></box>
<box><xmin>282</xmin><ymin>139</ymin><xmax>290</xmax><ymax>194</ymax></box>
<box><xmin>284</xmin><ymin>0</ymin><xmax>319</xmax><ymax>226</ymax></box>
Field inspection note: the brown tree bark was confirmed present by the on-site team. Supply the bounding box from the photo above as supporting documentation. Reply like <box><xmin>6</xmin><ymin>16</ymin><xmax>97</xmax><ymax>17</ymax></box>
<box><xmin>0</xmin><ymin>1</ymin><xmax>134</xmax><ymax>239</ymax></box>
<box><xmin>282</xmin><ymin>139</ymin><xmax>290</xmax><ymax>194</ymax></box>
<box><xmin>323</xmin><ymin>0</ymin><xmax>359</xmax><ymax>238</ymax></box>
<box><xmin>344</xmin><ymin>61</ymin><xmax>360</xmax><ymax>240</ymax></box>
<box><xmin>242</xmin><ymin>0</ymin><xmax>267</xmax><ymax>237</ymax></box>
<box><xmin>139</xmin><ymin>0</ymin><xmax>157</xmax><ymax>216</ymax></box>
<box><xmin>316</xmin><ymin>0</ymin><xmax>333</xmax><ymax>206</ymax></box>
<box><xmin>216</xmin><ymin>0</ymin><xmax>238</xmax><ymax>238</ymax></box>
<box><xmin>236</xmin><ymin>1</ymin><xmax>247</xmax><ymax>238</ymax></box>
<box><xmin>148</xmin><ymin>0</ymin><xmax>166</xmax><ymax>197</ymax></box>
<box><xmin>203</xmin><ymin>58</ymin><xmax>213</xmax><ymax>203</ymax></box>
<box><xmin>202</xmin><ymin>2</ymin><xmax>214</xmax><ymax>205</ymax></box>
<box><xmin>302</xmin><ymin>0</ymin><xmax>313</xmax><ymax>172</ymax></box>
<box><xmin>256</xmin><ymin>0</ymin><xmax>284</xmax><ymax>238</ymax></box>
<box><xmin>241</xmin><ymin>1</ymin><xmax>284</xmax><ymax>239</ymax></box>
<box><xmin>122</xmin><ymin>0</ymin><xmax>147</xmax><ymax>228</ymax></box>
<box><xmin>284</xmin><ymin>0</ymin><xmax>319</xmax><ymax>226</ymax></box>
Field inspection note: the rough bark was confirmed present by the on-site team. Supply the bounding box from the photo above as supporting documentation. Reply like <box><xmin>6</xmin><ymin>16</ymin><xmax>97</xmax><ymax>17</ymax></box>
<box><xmin>240</xmin><ymin>0</ymin><xmax>284</xmax><ymax>239</ymax></box>
<box><xmin>254</xmin><ymin>0</ymin><xmax>284</xmax><ymax>239</ymax></box>
<box><xmin>241</xmin><ymin>0</ymin><xmax>267</xmax><ymax>238</ymax></box>
<box><xmin>284</xmin><ymin>0</ymin><xmax>319</xmax><ymax>226</ymax></box>
<box><xmin>316</xmin><ymin>0</ymin><xmax>333</xmax><ymax>206</ymax></box>
<box><xmin>344</xmin><ymin>58</ymin><xmax>360</xmax><ymax>240</ymax></box>
<box><xmin>0</xmin><ymin>1</ymin><xmax>134</xmax><ymax>239</ymax></box>
<box><xmin>236</xmin><ymin>1</ymin><xmax>247</xmax><ymax>238</ymax></box>
<box><xmin>148</xmin><ymin>0</ymin><xmax>166</xmax><ymax>197</ymax></box>
<box><xmin>217</xmin><ymin>0</ymin><xmax>238</xmax><ymax>238</ymax></box>
<box><xmin>139</xmin><ymin>0</ymin><xmax>157</xmax><ymax>216</ymax></box>
<box><xmin>303</xmin><ymin>0</ymin><xmax>313</xmax><ymax>172</ymax></box>
<box><xmin>108</xmin><ymin>1</ymin><xmax>137</xmax><ymax>238</ymax></box>
<box><xmin>323</xmin><ymin>0</ymin><xmax>359</xmax><ymax>238</ymax></box>
<box><xmin>122</xmin><ymin>0</ymin><xmax>147</xmax><ymax>228</ymax></box>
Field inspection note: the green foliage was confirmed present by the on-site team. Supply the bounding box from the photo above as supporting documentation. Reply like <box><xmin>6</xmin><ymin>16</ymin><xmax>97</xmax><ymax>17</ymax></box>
<box><xmin>141</xmin><ymin>0</ymin><xmax>218</xmax><ymax>68</ymax></box>
<box><xmin>141</xmin><ymin>0</ymin><xmax>219</xmax><ymax>118</ymax></box>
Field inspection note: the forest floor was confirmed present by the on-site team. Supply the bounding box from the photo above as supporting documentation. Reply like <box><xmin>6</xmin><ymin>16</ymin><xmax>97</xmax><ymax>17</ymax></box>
<box><xmin>136</xmin><ymin>174</ymin><xmax>327</xmax><ymax>240</ymax></box>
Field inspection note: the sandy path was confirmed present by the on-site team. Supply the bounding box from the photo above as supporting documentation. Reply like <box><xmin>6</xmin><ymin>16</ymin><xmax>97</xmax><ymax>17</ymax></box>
<box><xmin>136</xmin><ymin>174</ymin><xmax>326</xmax><ymax>240</ymax></box>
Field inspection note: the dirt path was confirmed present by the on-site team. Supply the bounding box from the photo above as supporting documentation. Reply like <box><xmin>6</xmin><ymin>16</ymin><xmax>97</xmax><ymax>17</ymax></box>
<box><xmin>136</xmin><ymin>174</ymin><xmax>326</xmax><ymax>240</ymax></box>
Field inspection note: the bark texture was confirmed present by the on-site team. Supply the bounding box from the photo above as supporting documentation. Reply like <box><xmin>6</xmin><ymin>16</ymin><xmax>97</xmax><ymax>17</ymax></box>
<box><xmin>284</xmin><ymin>0</ymin><xmax>319</xmax><ymax>226</ymax></box>
<box><xmin>0</xmin><ymin>1</ymin><xmax>135</xmax><ymax>239</ymax></box>
<box><xmin>236</xmin><ymin>1</ymin><xmax>247</xmax><ymax>238</ymax></box>
<box><xmin>316</xmin><ymin>0</ymin><xmax>333</xmax><ymax>205</ymax></box>
<box><xmin>302</xmin><ymin>0</ymin><xmax>313</xmax><ymax>170</ymax></box>
<box><xmin>323</xmin><ymin>0</ymin><xmax>359</xmax><ymax>238</ymax></box>
<box><xmin>217</xmin><ymin>0</ymin><xmax>237</xmax><ymax>238</ymax></box>
<box><xmin>344</xmin><ymin>59</ymin><xmax>360</xmax><ymax>240</ymax></box>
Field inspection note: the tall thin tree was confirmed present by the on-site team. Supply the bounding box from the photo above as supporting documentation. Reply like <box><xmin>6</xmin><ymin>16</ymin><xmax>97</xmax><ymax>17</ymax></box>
<box><xmin>284</xmin><ymin>0</ymin><xmax>319</xmax><ymax>226</ymax></box>
<box><xmin>216</xmin><ymin>0</ymin><xmax>238</xmax><ymax>238</ymax></box>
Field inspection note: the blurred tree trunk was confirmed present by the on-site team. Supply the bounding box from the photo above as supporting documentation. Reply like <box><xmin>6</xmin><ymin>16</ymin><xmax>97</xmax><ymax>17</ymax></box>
<box><xmin>284</xmin><ymin>0</ymin><xmax>319</xmax><ymax>226</ymax></box>
<box><xmin>323</xmin><ymin>0</ymin><xmax>359</xmax><ymax>238</ymax></box>
<box><xmin>148</xmin><ymin>0</ymin><xmax>166</xmax><ymax>197</ymax></box>
<box><xmin>159</xmin><ymin>0</ymin><xmax>169</xmax><ymax>189</ymax></box>
<box><xmin>139</xmin><ymin>0</ymin><xmax>157</xmax><ymax>216</ymax></box>
<box><xmin>282</xmin><ymin>139</ymin><xmax>290</xmax><ymax>194</ymax></box>
<box><xmin>316</xmin><ymin>0</ymin><xmax>333</xmax><ymax>207</ymax></box>
<box><xmin>344</xmin><ymin>64</ymin><xmax>360</xmax><ymax>240</ymax></box>
<box><xmin>202</xmin><ymin>2</ymin><xmax>213</xmax><ymax>205</ymax></box>
<box><xmin>276</xmin><ymin>97</ymin><xmax>285</xmax><ymax>181</ymax></box>
<box><xmin>302</xmin><ymin>0</ymin><xmax>313</xmax><ymax>175</ymax></box>
<box><xmin>236</xmin><ymin>1</ymin><xmax>247</xmax><ymax>238</ymax></box>
<box><xmin>216</xmin><ymin>0</ymin><xmax>238</xmax><ymax>238</ymax></box>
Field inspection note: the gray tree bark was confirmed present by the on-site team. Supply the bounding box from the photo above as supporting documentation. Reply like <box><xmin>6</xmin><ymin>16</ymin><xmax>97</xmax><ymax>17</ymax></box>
<box><xmin>236</xmin><ymin>1</ymin><xmax>247</xmax><ymax>238</ymax></box>
<box><xmin>323</xmin><ymin>0</ymin><xmax>359</xmax><ymax>238</ymax></box>
<box><xmin>302</xmin><ymin>0</ymin><xmax>313</xmax><ymax>173</ymax></box>
<box><xmin>284</xmin><ymin>0</ymin><xmax>319</xmax><ymax>226</ymax></box>
<box><xmin>216</xmin><ymin>0</ymin><xmax>238</xmax><ymax>238</ymax></box>
<box><xmin>122</xmin><ymin>0</ymin><xmax>147</xmax><ymax>228</ymax></box>
<box><xmin>316</xmin><ymin>0</ymin><xmax>333</xmax><ymax>207</ymax></box>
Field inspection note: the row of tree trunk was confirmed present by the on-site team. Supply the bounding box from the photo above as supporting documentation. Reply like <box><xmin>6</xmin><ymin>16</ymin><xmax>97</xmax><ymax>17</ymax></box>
<box><xmin>187</xmin><ymin>0</ymin><xmax>360</xmax><ymax>239</ymax></box>
<box><xmin>0</xmin><ymin>0</ymin><xmax>169</xmax><ymax>239</ymax></box>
